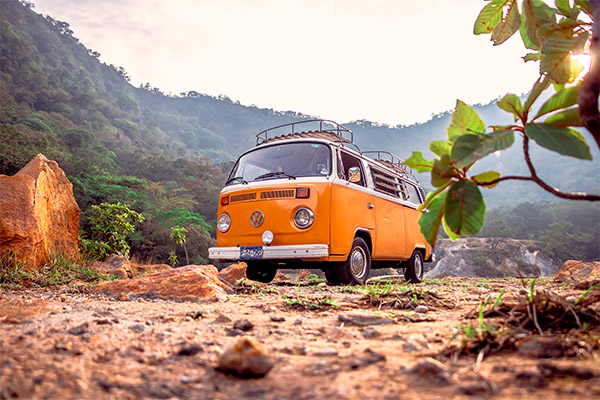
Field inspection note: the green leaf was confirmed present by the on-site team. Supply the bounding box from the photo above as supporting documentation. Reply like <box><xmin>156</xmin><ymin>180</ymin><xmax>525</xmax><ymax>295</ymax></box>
<box><xmin>404</xmin><ymin>151</ymin><xmax>434</xmax><ymax>173</ymax></box>
<box><xmin>447</xmin><ymin>100</ymin><xmax>485</xmax><ymax>142</ymax></box>
<box><xmin>429</xmin><ymin>140</ymin><xmax>451</xmax><ymax>157</ymax></box>
<box><xmin>555</xmin><ymin>0</ymin><xmax>575</xmax><ymax>17</ymax></box>
<box><xmin>525</xmin><ymin>123</ymin><xmax>592</xmax><ymax>159</ymax></box>
<box><xmin>541</xmin><ymin>36</ymin><xmax>585</xmax><ymax>84</ymax></box>
<box><xmin>431</xmin><ymin>155</ymin><xmax>458</xmax><ymax>187</ymax></box>
<box><xmin>472</xmin><ymin>171</ymin><xmax>501</xmax><ymax>188</ymax></box>
<box><xmin>520</xmin><ymin>0</ymin><xmax>556</xmax><ymax>50</ymax></box>
<box><xmin>442</xmin><ymin>217</ymin><xmax>460</xmax><ymax>241</ymax></box>
<box><xmin>418</xmin><ymin>192</ymin><xmax>446</xmax><ymax>248</ymax></box>
<box><xmin>492</xmin><ymin>1</ymin><xmax>521</xmax><ymax>45</ymax></box>
<box><xmin>474</xmin><ymin>1</ymin><xmax>505</xmax><ymax>35</ymax></box>
<box><xmin>535</xmin><ymin>85</ymin><xmax>580</xmax><ymax>119</ymax></box>
<box><xmin>575</xmin><ymin>0</ymin><xmax>592</xmax><ymax>16</ymax></box>
<box><xmin>544</xmin><ymin>107</ymin><xmax>583</xmax><ymax>127</ymax></box>
<box><xmin>523</xmin><ymin>52</ymin><xmax>541</xmax><ymax>62</ymax></box>
<box><xmin>524</xmin><ymin>76</ymin><xmax>551</xmax><ymax>113</ymax></box>
<box><xmin>444</xmin><ymin>180</ymin><xmax>486</xmax><ymax>236</ymax></box>
<box><xmin>451</xmin><ymin>130</ymin><xmax>515</xmax><ymax>169</ymax></box>
<box><xmin>497</xmin><ymin>93</ymin><xmax>523</xmax><ymax>119</ymax></box>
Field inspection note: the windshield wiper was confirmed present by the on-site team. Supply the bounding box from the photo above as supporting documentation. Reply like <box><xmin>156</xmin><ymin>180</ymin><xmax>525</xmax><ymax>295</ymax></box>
<box><xmin>225</xmin><ymin>176</ymin><xmax>248</xmax><ymax>185</ymax></box>
<box><xmin>254</xmin><ymin>171</ymin><xmax>296</xmax><ymax>181</ymax></box>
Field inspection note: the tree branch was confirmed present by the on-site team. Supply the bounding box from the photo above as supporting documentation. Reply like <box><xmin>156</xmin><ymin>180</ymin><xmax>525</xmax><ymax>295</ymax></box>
<box><xmin>578</xmin><ymin>0</ymin><xmax>600</xmax><ymax>147</ymax></box>
<box><xmin>473</xmin><ymin>135</ymin><xmax>600</xmax><ymax>201</ymax></box>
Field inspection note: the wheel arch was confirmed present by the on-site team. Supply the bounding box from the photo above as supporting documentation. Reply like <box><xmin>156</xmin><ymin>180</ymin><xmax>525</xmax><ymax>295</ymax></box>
<box><xmin>354</xmin><ymin>229</ymin><xmax>372</xmax><ymax>255</ymax></box>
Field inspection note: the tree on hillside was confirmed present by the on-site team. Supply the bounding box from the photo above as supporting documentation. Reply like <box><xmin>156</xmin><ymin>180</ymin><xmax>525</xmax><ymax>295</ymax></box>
<box><xmin>405</xmin><ymin>0</ymin><xmax>600</xmax><ymax>247</ymax></box>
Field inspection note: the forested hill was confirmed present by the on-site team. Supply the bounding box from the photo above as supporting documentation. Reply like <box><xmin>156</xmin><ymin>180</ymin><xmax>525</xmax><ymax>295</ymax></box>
<box><xmin>1</xmin><ymin>0</ymin><xmax>598</xmax><ymax>264</ymax></box>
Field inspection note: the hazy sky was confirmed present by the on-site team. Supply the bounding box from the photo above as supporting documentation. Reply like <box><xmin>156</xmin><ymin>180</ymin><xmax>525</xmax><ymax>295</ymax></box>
<box><xmin>32</xmin><ymin>0</ymin><xmax>542</xmax><ymax>126</ymax></box>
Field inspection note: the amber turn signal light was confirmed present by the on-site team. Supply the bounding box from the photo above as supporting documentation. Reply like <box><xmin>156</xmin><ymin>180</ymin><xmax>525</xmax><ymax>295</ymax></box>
<box><xmin>296</xmin><ymin>187</ymin><xmax>310</xmax><ymax>198</ymax></box>
<box><xmin>220</xmin><ymin>196</ymin><xmax>230</xmax><ymax>206</ymax></box>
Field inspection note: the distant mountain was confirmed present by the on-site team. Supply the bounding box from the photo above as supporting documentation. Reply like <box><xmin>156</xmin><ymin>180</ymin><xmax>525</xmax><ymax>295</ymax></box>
<box><xmin>1</xmin><ymin>0</ymin><xmax>598</xmax><ymax>212</ymax></box>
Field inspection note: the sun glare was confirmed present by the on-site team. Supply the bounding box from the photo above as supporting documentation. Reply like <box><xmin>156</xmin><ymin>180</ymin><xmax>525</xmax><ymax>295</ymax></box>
<box><xmin>572</xmin><ymin>52</ymin><xmax>591</xmax><ymax>76</ymax></box>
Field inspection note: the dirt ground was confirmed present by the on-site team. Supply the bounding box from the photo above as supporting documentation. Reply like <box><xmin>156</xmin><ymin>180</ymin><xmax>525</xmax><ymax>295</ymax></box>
<box><xmin>1</xmin><ymin>276</ymin><xmax>599</xmax><ymax>400</ymax></box>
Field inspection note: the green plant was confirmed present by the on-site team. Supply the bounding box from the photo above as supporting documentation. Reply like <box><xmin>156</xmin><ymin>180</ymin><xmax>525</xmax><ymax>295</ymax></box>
<box><xmin>84</xmin><ymin>202</ymin><xmax>145</xmax><ymax>260</ymax></box>
<box><xmin>405</xmin><ymin>0</ymin><xmax>599</xmax><ymax>248</ymax></box>
<box><xmin>169</xmin><ymin>225</ymin><xmax>189</xmax><ymax>265</ymax></box>
<box><xmin>282</xmin><ymin>284</ymin><xmax>339</xmax><ymax>309</ymax></box>
<box><xmin>0</xmin><ymin>251</ymin><xmax>113</xmax><ymax>289</ymax></box>
<box><xmin>168</xmin><ymin>251</ymin><xmax>178</xmax><ymax>267</ymax></box>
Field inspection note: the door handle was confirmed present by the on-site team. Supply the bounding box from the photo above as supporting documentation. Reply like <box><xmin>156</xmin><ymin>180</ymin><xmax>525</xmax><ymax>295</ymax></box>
<box><xmin>367</xmin><ymin>203</ymin><xmax>375</xmax><ymax>209</ymax></box>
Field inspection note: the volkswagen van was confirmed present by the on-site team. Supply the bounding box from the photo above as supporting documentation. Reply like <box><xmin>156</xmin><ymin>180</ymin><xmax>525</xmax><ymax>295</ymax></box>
<box><xmin>208</xmin><ymin>120</ymin><xmax>432</xmax><ymax>284</ymax></box>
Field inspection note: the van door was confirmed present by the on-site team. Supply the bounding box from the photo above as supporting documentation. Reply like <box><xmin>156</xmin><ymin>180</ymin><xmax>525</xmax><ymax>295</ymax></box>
<box><xmin>369</xmin><ymin>166</ymin><xmax>406</xmax><ymax>259</ymax></box>
<box><xmin>329</xmin><ymin>150</ymin><xmax>375</xmax><ymax>257</ymax></box>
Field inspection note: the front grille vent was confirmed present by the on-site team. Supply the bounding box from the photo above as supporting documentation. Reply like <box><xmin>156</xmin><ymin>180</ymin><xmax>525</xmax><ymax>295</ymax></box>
<box><xmin>230</xmin><ymin>192</ymin><xmax>257</xmax><ymax>203</ymax></box>
<box><xmin>260</xmin><ymin>189</ymin><xmax>295</xmax><ymax>199</ymax></box>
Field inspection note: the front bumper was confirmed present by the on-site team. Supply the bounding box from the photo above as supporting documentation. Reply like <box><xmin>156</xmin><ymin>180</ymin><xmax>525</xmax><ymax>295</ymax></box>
<box><xmin>208</xmin><ymin>244</ymin><xmax>329</xmax><ymax>261</ymax></box>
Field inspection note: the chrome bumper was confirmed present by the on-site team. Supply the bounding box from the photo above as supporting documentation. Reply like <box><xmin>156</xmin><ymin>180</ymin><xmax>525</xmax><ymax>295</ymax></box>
<box><xmin>208</xmin><ymin>244</ymin><xmax>329</xmax><ymax>261</ymax></box>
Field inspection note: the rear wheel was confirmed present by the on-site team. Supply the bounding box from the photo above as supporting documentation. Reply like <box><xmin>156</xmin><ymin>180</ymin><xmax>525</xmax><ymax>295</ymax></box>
<box><xmin>246</xmin><ymin>261</ymin><xmax>277</xmax><ymax>283</ymax></box>
<box><xmin>334</xmin><ymin>237</ymin><xmax>371</xmax><ymax>285</ymax></box>
<box><xmin>404</xmin><ymin>250</ymin><xmax>424</xmax><ymax>283</ymax></box>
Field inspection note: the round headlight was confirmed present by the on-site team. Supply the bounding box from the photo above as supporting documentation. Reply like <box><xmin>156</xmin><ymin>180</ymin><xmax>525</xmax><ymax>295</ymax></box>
<box><xmin>294</xmin><ymin>208</ymin><xmax>314</xmax><ymax>229</ymax></box>
<box><xmin>217</xmin><ymin>213</ymin><xmax>231</xmax><ymax>233</ymax></box>
<box><xmin>262</xmin><ymin>230</ymin><xmax>274</xmax><ymax>245</ymax></box>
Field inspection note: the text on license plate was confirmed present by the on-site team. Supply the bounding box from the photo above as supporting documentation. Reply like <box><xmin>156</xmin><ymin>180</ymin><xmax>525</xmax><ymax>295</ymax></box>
<box><xmin>240</xmin><ymin>246</ymin><xmax>263</xmax><ymax>259</ymax></box>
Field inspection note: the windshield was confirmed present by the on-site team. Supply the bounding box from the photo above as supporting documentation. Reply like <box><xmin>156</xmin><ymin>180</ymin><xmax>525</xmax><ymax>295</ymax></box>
<box><xmin>227</xmin><ymin>142</ymin><xmax>332</xmax><ymax>185</ymax></box>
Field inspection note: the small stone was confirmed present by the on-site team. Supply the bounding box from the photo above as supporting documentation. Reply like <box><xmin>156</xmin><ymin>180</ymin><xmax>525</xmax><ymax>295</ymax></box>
<box><xmin>360</xmin><ymin>328</ymin><xmax>379</xmax><ymax>339</ymax></box>
<box><xmin>314</xmin><ymin>347</ymin><xmax>338</xmax><ymax>357</ymax></box>
<box><xmin>565</xmin><ymin>296</ymin><xmax>577</xmax><ymax>303</ymax></box>
<box><xmin>213</xmin><ymin>314</ymin><xmax>232</xmax><ymax>323</ymax></box>
<box><xmin>60</xmin><ymin>295</ymin><xmax>66</xmax><ymax>302</ymax></box>
<box><xmin>519</xmin><ymin>288</ymin><xmax>529</xmax><ymax>296</ymax></box>
<box><xmin>226</xmin><ymin>328</ymin><xmax>244</xmax><ymax>337</ymax></box>
<box><xmin>402</xmin><ymin>334</ymin><xmax>429</xmax><ymax>353</ymax></box>
<box><xmin>129</xmin><ymin>324</ymin><xmax>146</xmax><ymax>333</ymax></box>
<box><xmin>68</xmin><ymin>322</ymin><xmax>89</xmax><ymax>336</ymax></box>
<box><xmin>414</xmin><ymin>305</ymin><xmax>429</xmax><ymax>313</ymax></box>
<box><xmin>184</xmin><ymin>316</ymin><xmax>193</xmax><ymax>322</ymax></box>
<box><xmin>408</xmin><ymin>358</ymin><xmax>449</xmax><ymax>383</ymax></box>
<box><xmin>515</xmin><ymin>370</ymin><xmax>548</xmax><ymax>388</ymax></box>
<box><xmin>349</xmin><ymin>348</ymin><xmax>386</xmax><ymax>369</ymax></box>
<box><xmin>457</xmin><ymin>383</ymin><xmax>493</xmax><ymax>396</ymax></box>
<box><xmin>176</xmin><ymin>344</ymin><xmax>203</xmax><ymax>356</ymax></box>
<box><xmin>179</xmin><ymin>375</ymin><xmax>191</xmax><ymax>384</ymax></box>
<box><xmin>293</xmin><ymin>318</ymin><xmax>302</xmax><ymax>325</ymax></box>
<box><xmin>145</xmin><ymin>319</ymin><xmax>154</xmax><ymax>325</ymax></box>
<box><xmin>233</xmin><ymin>319</ymin><xmax>254</xmax><ymax>331</ymax></box>
<box><xmin>54</xmin><ymin>341</ymin><xmax>69</xmax><ymax>352</ymax></box>
<box><xmin>218</xmin><ymin>337</ymin><xmax>274</xmax><ymax>377</ymax></box>
<box><xmin>263</xmin><ymin>306</ymin><xmax>277</xmax><ymax>313</ymax></box>
<box><xmin>270</xmin><ymin>315</ymin><xmax>286</xmax><ymax>322</ymax></box>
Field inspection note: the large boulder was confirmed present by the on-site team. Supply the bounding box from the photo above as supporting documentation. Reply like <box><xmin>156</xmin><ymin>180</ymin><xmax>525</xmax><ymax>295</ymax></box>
<box><xmin>92</xmin><ymin>264</ymin><xmax>232</xmax><ymax>302</ymax></box>
<box><xmin>555</xmin><ymin>260</ymin><xmax>600</xmax><ymax>283</ymax></box>
<box><xmin>0</xmin><ymin>154</ymin><xmax>80</xmax><ymax>268</ymax></box>
<box><xmin>218</xmin><ymin>262</ymin><xmax>247</xmax><ymax>285</ymax></box>
<box><xmin>425</xmin><ymin>238</ymin><xmax>558</xmax><ymax>279</ymax></box>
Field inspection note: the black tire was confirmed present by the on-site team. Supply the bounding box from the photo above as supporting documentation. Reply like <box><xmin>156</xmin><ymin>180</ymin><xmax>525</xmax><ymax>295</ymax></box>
<box><xmin>404</xmin><ymin>250</ymin><xmax>424</xmax><ymax>283</ymax></box>
<box><xmin>334</xmin><ymin>237</ymin><xmax>371</xmax><ymax>285</ymax></box>
<box><xmin>245</xmin><ymin>261</ymin><xmax>277</xmax><ymax>283</ymax></box>
<box><xmin>324</xmin><ymin>267</ymin><xmax>340</xmax><ymax>285</ymax></box>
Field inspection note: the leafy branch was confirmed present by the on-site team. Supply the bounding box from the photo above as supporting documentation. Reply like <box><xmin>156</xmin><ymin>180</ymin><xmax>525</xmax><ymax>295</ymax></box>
<box><xmin>405</xmin><ymin>0</ymin><xmax>599</xmax><ymax>248</ymax></box>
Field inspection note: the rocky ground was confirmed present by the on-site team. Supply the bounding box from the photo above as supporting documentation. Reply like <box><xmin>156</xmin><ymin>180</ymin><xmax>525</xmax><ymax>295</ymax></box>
<box><xmin>1</xmin><ymin>276</ymin><xmax>599</xmax><ymax>400</ymax></box>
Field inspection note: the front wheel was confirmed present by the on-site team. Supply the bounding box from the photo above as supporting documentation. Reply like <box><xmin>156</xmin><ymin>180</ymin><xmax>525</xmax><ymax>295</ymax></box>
<box><xmin>246</xmin><ymin>261</ymin><xmax>277</xmax><ymax>283</ymax></box>
<box><xmin>404</xmin><ymin>250</ymin><xmax>424</xmax><ymax>283</ymax></box>
<box><xmin>334</xmin><ymin>237</ymin><xmax>371</xmax><ymax>285</ymax></box>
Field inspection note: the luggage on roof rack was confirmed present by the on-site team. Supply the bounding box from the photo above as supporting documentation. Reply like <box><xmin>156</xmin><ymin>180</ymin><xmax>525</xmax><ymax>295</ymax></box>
<box><xmin>256</xmin><ymin>119</ymin><xmax>353</xmax><ymax>145</ymax></box>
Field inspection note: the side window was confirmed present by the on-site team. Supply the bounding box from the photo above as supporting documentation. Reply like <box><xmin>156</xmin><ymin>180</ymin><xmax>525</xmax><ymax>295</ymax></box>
<box><xmin>405</xmin><ymin>181</ymin><xmax>423</xmax><ymax>204</ymax></box>
<box><xmin>371</xmin><ymin>168</ymin><xmax>402</xmax><ymax>198</ymax></box>
<box><xmin>339</xmin><ymin>151</ymin><xmax>365</xmax><ymax>187</ymax></box>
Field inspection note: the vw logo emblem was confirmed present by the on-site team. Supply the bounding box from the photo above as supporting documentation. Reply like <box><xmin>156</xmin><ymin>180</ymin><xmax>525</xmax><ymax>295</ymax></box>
<box><xmin>250</xmin><ymin>211</ymin><xmax>264</xmax><ymax>227</ymax></box>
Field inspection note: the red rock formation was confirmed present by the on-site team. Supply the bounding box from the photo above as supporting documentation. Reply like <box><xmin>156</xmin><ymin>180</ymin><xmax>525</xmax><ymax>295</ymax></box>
<box><xmin>555</xmin><ymin>260</ymin><xmax>600</xmax><ymax>283</ymax></box>
<box><xmin>0</xmin><ymin>154</ymin><xmax>80</xmax><ymax>268</ymax></box>
<box><xmin>218</xmin><ymin>262</ymin><xmax>247</xmax><ymax>285</ymax></box>
<box><xmin>92</xmin><ymin>265</ymin><xmax>232</xmax><ymax>302</ymax></box>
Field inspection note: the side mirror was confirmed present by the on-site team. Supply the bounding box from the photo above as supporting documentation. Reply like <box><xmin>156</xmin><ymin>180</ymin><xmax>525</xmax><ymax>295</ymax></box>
<box><xmin>348</xmin><ymin>167</ymin><xmax>361</xmax><ymax>183</ymax></box>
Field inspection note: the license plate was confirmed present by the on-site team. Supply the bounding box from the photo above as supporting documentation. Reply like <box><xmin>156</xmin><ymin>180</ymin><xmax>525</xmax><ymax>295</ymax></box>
<box><xmin>240</xmin><ymin>246</ymin><xmax>263</xmax><ymax>259</ymax></box>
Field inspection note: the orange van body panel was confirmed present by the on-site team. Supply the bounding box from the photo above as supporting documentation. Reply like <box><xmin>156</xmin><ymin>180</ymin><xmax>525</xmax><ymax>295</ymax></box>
<box><xmin>329</xmin><ymin>182</ymin><xmax>374</xmax><ymax>256</ymax></box>
<box><xmin>217</xmin><ymin>182</ymin><xmax>331</xmax><ymax>252</ymax></box>
<box><xmin>371</xmin><ymin>195</ymin><xmax>407</xmax><ymax>259</ymax></box>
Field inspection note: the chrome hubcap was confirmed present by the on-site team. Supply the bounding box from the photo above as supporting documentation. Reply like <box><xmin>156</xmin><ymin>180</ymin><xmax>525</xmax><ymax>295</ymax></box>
<box><xmin>350</xmin><ymin>247</ymin><xmax>366</xmax><ymax>278</ymax></box>
<box><xmin>414</xmin><ymin>255</ymin><xmax>423</xmax><ymax>278</ymax></box>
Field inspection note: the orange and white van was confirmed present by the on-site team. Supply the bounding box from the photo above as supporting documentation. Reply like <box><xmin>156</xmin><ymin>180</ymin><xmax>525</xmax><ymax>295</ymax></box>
<box><xmin>208</xmin><ymin>120</ymin><xmax>432</xmax><ymax>284</ymax></box>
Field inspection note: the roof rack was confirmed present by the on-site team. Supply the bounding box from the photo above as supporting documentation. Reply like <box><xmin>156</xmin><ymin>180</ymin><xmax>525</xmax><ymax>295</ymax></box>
<box><xmin>362</xmin><ymin>151</ymin><xmax>414</xmax><ymax>175</ymax></box>
<box><xmin>256</xmin><ymin>119</ymin><xmax>354</xmax><ymax>146</ymax></box>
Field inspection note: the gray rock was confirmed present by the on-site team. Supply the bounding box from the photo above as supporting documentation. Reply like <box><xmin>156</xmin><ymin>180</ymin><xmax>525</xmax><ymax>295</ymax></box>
<box><xmin>414</xmin><ymin>305</ymin><xmax>429</xmax><ymax>313</ymax></box>
<box><xmin>233</xmin><ymin>319</ymin><xmax>254</xmax><ymax>332</ymax></box>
